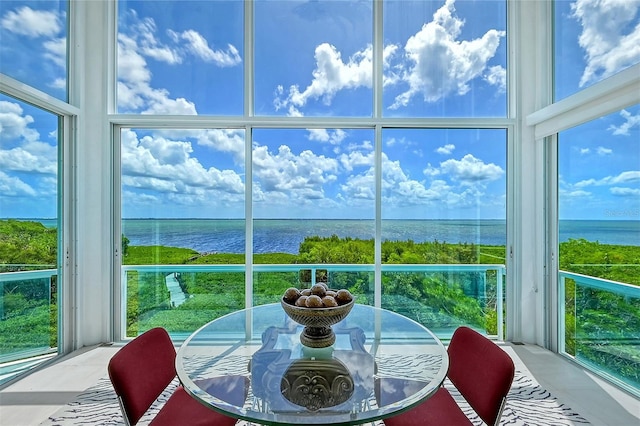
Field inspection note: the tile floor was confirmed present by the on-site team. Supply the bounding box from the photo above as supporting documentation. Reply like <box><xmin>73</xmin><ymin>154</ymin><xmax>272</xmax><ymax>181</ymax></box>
<box><xmin>0</xmin><ymin>343</ymin><xmax>638</xmax><ymax>426</ymax></box>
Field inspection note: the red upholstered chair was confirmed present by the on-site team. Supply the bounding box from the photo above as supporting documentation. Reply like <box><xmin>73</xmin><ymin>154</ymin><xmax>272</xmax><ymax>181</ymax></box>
<box><xmin>381</xmin><ymin>326</ymin><xmax>515</xmax><ymax>426</ymax></box>
<box><xmin>108</xmin><ymin>327</ymin><xmax>246</xmax><ymax>426</ymax></box>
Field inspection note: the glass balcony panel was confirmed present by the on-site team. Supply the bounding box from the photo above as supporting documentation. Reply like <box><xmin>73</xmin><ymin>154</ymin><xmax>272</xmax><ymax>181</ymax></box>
<box><xmin>558</xmin><ymin>105</ymin><xmax>640</xmax><ymax>397</ymax></box>
<box><xmin>382</xmin><ymin>265</ymin><xmax>504</xmax><ymax>337</ymax></box>
<box><xmin>561</xmin><ymin>272</ymin><xmax>640</xmax><ymax>397</ymax></box>
<box><xmin>0</xmin><ymin>271</ymin><xmax>57</xmax><ymax>386</ymax></box>
<box><xmin>0</xmin><ymin>93</ymin><xmax>61</xmax><ymax>384</ymax></box>
<box><xmin>122</xmin><ymin>264</ymin><xmax>501</xmax><ymax>342</ymax></box>
<box><xmin>380</xmin><ymin>127</ymin><xmax>507</xmax><ymax>337</ymax></box>
<box><xmin>253</xmin><ymin>264</ymin><xmax>375</xmax><ymax>307</ymax></box>
<box><xmin>122</xmin><ymin>266</ymin><xmax>245</xmax><ymax>339</ymax></box>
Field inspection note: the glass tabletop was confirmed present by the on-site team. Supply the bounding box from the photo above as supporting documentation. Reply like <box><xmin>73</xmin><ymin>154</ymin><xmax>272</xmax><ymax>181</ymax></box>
<box><xmin>176</xmin><ymin>303</ymin><xmax>448</xmax><ymax>425</ymax></box>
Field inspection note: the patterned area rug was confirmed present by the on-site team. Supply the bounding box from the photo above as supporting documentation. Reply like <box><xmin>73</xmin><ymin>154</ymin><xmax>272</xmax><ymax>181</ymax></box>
<box><xmin>40</xmin><ymin>368</ymin><xmax>590</xmax><ymax>426</ymax></box>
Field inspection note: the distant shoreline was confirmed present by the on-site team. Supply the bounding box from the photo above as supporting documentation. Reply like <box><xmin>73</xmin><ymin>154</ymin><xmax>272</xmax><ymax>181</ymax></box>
<box><xmin>4</xmin><ymin>218</ymin><xmax>639</xmax><ymax>251</ymax></box>
<box><xmin>6</xmin><ymin>217</ymin><xmax>640</xmax><ymax>222</ymax></box>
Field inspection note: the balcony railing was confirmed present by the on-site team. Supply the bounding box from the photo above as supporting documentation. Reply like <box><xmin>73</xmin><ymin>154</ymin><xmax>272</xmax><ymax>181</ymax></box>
<box><xmin>120</xmin><ymin>263</ymin><xmax>505</xmax><ymax>342</ymax></box>
<box><xmin>559</xmin><ymin>270</ymin><xmax>640</xmax><ymax>398</ymax></box>
<box><xmin>2</xmin><ymin>265</ymin><xmax>639</xmax><ymax>398</ymax></box>
<box><xmin>0</xmin><ymin>269</ymin><xmax>58</xmax><ymax>386</ymax></box>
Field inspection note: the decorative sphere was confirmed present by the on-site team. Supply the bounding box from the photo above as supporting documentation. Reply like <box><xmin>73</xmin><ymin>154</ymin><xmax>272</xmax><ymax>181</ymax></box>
<box><xmin>335</xmin><ymin>289</ymin><xmax>353</xmax><ymax>305</ymax></box>
<box><xmin>322</xmin><ymin>295</ymin><xmax>338</xmax><ymax>307</ymax></box>
<box><xmin>311</xmin><ymin>284</ymin><xmax>327</xmax><ymax>297</ymax></box>
<box><xmin>283</xmin><ymin>287</ymin><xmax>301</xmax><ymax>303</ymax></box>
<box><xmin>305</xmin><ymin>294</ymin><xmax>324</xmax><ymax>308</ymax></box>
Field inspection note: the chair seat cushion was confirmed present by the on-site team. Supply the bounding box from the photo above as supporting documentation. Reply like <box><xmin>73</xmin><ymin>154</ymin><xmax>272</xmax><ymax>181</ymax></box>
<box><xmin>383</xmin><ymin>387</ymin><xmax>473</xmax><ymax>426</ymax></box>
<box><xmin>150</xmin><ymin>386</ymin><xmax>238</xmax><ymax>426</ymax></box>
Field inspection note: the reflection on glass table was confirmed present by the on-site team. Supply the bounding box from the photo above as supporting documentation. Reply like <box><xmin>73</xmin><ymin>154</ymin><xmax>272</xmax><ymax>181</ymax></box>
<box><xmin>176</xmin><ymin>303</ymin><xmax>448</xmax><ymax>426</ymax></box>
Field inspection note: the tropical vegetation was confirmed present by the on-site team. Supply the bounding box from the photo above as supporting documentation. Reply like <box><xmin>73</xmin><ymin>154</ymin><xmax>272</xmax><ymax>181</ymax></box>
<box><xmin>0</xmin><ymin>220</ymin><xmax>638</xmax><ymax>388</ymax></box>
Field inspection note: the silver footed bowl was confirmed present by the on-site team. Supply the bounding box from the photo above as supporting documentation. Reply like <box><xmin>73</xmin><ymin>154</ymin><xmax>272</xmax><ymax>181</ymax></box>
<box><xmin>281</xmin><ymin>296</ymin><xmax>355</xmax><ymax>348</ymax></box>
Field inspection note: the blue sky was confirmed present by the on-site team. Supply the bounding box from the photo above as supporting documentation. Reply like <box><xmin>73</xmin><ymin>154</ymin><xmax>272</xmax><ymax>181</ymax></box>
<box><xmin>0</xmin><ymin>0</ymin><xmax>638</xmax><ymax>221</ymax></box>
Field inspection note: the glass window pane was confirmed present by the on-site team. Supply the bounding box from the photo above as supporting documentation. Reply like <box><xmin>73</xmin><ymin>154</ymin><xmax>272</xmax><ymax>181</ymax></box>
<box><xmin>0</xmin><ymin>94</ymin><xmax>60</xmax><ymax>382</ymax></box>
<box><xmin>120</xmin><ymin>128</ymin><xmax>246</xmax><ymax>336</ymax></box>
<box><xmin>558</xmin><ymin>105</ymin><xmax>640</xmax><ymax>266</ymax></box>
<box><xmin>383</xmin><ymin>1</ymin><xmax>507</xmax><ymax>117</ymax></box>
<box><xmin>555</xmin><ymin>1</ymin><xmax>640</xmax><ymax>101</ymax></box>
<box><xmin>381</xmin><ymin>128</ymin><xmax>507</xmax><ymax>333</ymax></box>
<box><xmin>0</xmin><ymin>1</ymin><xmax>68</xmax><ymax>101</ymax></box>
<box><xmin>254</xmin><ymin>0</ymin><xmax>373</xmax><ymax>117</ymax></box>
<box><xmin>558</xmin><ymin>105</ymin><xmax>640</xmax><ymax>391</ymax></box>
<box><xmin>252</xmin><ymin>128</ymin><xmax>375</xmax><ymax>304</ymax></box>
<box><xmin>117</xmin><ymin>1</ymin><xmax>244</xmax><ymax>115</ymax></box>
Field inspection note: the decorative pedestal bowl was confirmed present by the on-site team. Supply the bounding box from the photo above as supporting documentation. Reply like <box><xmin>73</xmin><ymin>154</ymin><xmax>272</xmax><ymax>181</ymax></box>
<box><xmin>281</xmin><ymin>297</ymin><xmax>355</xmax><ymax>348</ymax></box>
<box><xmin>280</xmin><ymin>358</ymin><xmax>354</xmax><ymax>411</ymax></box>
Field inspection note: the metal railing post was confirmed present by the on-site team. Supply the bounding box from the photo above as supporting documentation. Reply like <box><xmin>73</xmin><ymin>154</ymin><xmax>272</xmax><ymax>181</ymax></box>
<box><xmin>496</xmin><ymin>267</ymin><xmax>504</xmax><ymax>340</ymax></box>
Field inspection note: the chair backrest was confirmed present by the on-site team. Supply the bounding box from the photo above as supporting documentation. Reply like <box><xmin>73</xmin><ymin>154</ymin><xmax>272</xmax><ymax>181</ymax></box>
<box><xmin>447</xmin><ymin>326</ymin><xmax>515</xmax><ymax>426</ymax></box>
<box><xmin>108</xmin><ymin>327</ymin><xmax>178</xmax><ymax>426</ymax></box>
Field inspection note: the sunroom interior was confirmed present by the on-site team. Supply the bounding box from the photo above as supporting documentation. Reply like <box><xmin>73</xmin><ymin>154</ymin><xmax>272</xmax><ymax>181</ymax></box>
<box><xmin>0</xmin><ymin>0</ymin><xmax>639</xmax><ymax>424</ymax></box>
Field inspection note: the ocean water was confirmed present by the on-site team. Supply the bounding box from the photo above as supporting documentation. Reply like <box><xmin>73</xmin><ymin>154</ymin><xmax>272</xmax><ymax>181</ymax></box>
<box><xmin>111</xmin><ymin>219</ymin><xmax>640</xmax><ymax>254</ymax></box>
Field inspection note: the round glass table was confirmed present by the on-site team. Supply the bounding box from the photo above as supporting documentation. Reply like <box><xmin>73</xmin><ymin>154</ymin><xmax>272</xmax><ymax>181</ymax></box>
<box><xmin>176</xmin><ymin>303</ymin><xmax>448</xmax><ymax>425</ymax></box>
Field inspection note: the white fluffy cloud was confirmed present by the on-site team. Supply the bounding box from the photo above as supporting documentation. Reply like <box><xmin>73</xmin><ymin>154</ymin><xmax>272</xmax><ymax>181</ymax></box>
<box><xmin>575</xmin><ymin>170</ymin><xmax>640</xmax><ymax>187</ymax></box>
<box><xmin>307</xmin><ymin>129</ymin><xmax>348</xmax><ymax>146</ymax></box>
<box><xmin>563</xmin><ymin>168</ymin><xmax>640</xmax><ymax>205</ymax></box>
<box><xmin>0</xmin><ymin>101</ymin><xmax>57</xmax><ymax>198</ymax></box>
<box><xmin>0</xmin><ymin>141</ymin><xmax>57</xmax><ymax>175</ymax></box>
<box><xmin>382</xmin><ymin>155</ymin><xmax>457</xmax><ymax>205</ymax></box>
<box><xmin>274</xmin><ymin>43</ymin><xmax>373</xmax><ymax>116</ymax></box>
<box><xmin>0</xmin><ymin>101</ymin><xmax>57</xmax><ymax>174</ymax></box>
<box><xmin>197</xmin><ymin>129</ymin><xmax>245</xmax><ymax>163</ymax></box>
<box><xmin>438</xmin><ymin>154</ymin><xmax>504</xmax><ymax>184</ymax></box>
<box><xmin>0</xmin><ymin>170</ymin><xmax>36</xmax><ymax>196</ymax></box>
<box><xmin>1</xmin><ymin>6</ymin><xmax>66</xmax><ymax>88</ymax></box>
<box><xmin>376</xmin><ymin>151</ymin><xmax>505</xmax><ymax>209</ymax></box>
<box><xmin>608</xmin><ymin>109</ymin><xmax>640</xmax><ymax>136</ymax></box>
<box><xmin>43</xmin><ymin>37</ymin><xmax>66</xmax><ymax>69</ymax></box>
<box><xmin>176</xmin><ymin>30</ymin><xmax>241</xmax><ymax>66</ymax></box>
<box><xmin>117</xmin><ymin>9</ymin><xmax>241</xmax><ymax>114</ymax></box>
<box><xmin>388</xmin><ymin>0</ymin><xmax>505</xmax><ymax>108</ymax></box>
<box><xmin>597</xmin><ymin>146</ymin><xmax>613</xmax><ymax>156</ymax></box>
<box><xmin>120</xmin><ymin>129</ymin><xmax>244</xmax><ymax>197</ymax></box>
<box><xmin>273</xmin><ymin>0</ymin><xmax>505</xmax><ymax>115</ymax></box>
<box><xmin>252</xmin><ymin>144</ymin><xmax>339</xmax><ymax>198</ymax></box>
<box><xmin>0</xmin><ymin>101</ymin><xmax>38</xmax><ymax>143</ymax></box>
<box><xmin>610</xmin><ymin>187</ymin><xmax>640</xmax><ymax>196</ymax></box>
<box><xmin>571</xmin><ymin>0</ymin><xmax>640</xmax><ymax>86</ymax></box>
<box><xmin>338</xmin><ymin>150</ymin><xmax>374</xmax><ymax>173</ymax></box>
<box><xmin>1</xmin><ymin>6</ymin><xmax>61</xmax><ymax>37</ymax></box>
<box><xmin>436</xmin><ymin>144</ymin><xmax>455</xmax><ymax>155</ymax></box>
<box><xmin>117</xmin><ymin>33</ymin><xmax>197</xmax><ymax>114</ymax></box>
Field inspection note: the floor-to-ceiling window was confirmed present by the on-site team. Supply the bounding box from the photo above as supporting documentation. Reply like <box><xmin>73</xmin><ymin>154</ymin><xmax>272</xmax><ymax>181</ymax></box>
<box><xmin>551</xmin><ymin>0</ymin><xmax>640</xmax><ymax>396</ymax></box>
<box><xmin>116</xmin><ymin>0</ymin><xmax>247</xmax><ymax>336</ymax></box>
<box><xmin>557</xmin><ymin>107</ymin><xmax>640</xmax><ymax>394</ymax></box>
<box><xmin>251</xmin><ymin>127</ymin><xmax>377</xmax><ymax>305</ymax></box>
<box><xmin>381</xmin><ymin>128</ymin><xmax>507</xmax><ymax>336</ymax></box>
<box><xmin>115</xmin><ymin>0</ymin><xmax>509</xmax><ymax>340</ymax></box>
<box><xmin>0</xmin><ymin>0</ymin><xmax>69</xmax><ymax>384</ymax></box>
<box><xmin>0</xmin><ymin>0</ymin><xmax>636</xmax><ymax>398</ymax></box>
